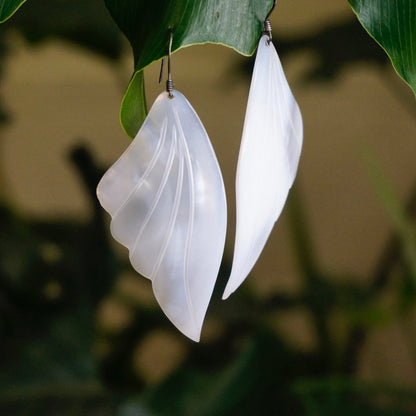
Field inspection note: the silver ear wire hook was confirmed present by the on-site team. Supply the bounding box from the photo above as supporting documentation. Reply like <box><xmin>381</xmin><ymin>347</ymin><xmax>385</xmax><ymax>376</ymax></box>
<box><xmin>166</xmin><ymin>28</ymin><xmax>174</xmax><ymax>97</ymax></box>
<box><xmin>264</xmin><ymin>0</ymin><xmax>277</xmax><ymax>43</ymax></box>
<box><xmin>159</xmin><ymin>28</ymin><xmax>174</xmax><ymax>98</ymax></box>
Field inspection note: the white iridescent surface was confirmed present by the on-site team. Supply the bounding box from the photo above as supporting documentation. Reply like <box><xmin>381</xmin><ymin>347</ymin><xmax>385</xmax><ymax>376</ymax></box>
<box><xmin>97</xmin><ymin>91</ymin><xmax>227</xmax><ymax>341</ymax></box>
<box><xmin>223</xmin><ymin>35</ymin><xmax>303</xmax><ymax>299</ymax></box>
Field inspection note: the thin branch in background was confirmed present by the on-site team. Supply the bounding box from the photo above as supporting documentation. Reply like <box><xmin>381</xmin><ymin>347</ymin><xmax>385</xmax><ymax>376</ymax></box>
<box><xmin>69</xmin><ymin>145</ymin><xmax>106</xmax><ymax>215</ymax></box>
<box><xmin>367</xmin><ymin>170</ymin><xmax>416</xmax><ymax>297</ymax></box>
<box><xmin>286</xmin><ymin>185</ymin><xmax>320</xmax><ymax>281</ymax></box>
<box><xmin>343</xmin><ymin>180</ymin><xmax>416</xmax><ymax>373</ymax></box>
<box><xmin>286</xmin><ymin>185</ymin><xmax>335</xmax><ymax>370</ymax></box>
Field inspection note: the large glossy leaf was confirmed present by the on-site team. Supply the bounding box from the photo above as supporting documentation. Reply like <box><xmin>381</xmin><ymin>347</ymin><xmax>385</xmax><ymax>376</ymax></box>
<box><xmin>0</xmin><ymin>0</ymin><xmax>26</xmax><ymax>22</ymax></box>
<box><xmin>104</xmin><ymin>0</ymin><xmax>274</xmax><ymax>137</ymax></box>
<box><xmin>348</xmin><ymin>0</ymin><xmax>416</xmax><ymax>96</ymax></box>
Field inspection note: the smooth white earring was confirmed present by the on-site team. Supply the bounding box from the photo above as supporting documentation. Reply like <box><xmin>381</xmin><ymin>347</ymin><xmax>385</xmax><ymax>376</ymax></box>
<box><xmin>97</xmin><ymin>30</ymin><xmax>227</xmax><ymax>341</ymax></box>
<box><xmin>223</xmin><ymin>11</ymin><xmax>303</xmax><ymax>299</ymax></box>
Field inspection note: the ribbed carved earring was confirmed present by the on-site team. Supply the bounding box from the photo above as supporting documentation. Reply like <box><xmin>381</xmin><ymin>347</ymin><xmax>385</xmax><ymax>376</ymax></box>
<box><xmin>97</xmin><ymin>29</ymin><xmax>227</xmax><ymax>341</ymax></box>
<box><xmin>223</xmin><ymin>3</ymin><xmax>303</xmax><ymax>299</ymax></box>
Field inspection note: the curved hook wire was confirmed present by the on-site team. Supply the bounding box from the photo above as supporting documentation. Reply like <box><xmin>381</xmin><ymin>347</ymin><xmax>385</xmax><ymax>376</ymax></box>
<box><xmin>158</xmin><ymin>27</ymin><xmax>174</xmax><ymax>98</ymax></box>
<box><xmin>264</xmin><ymin>0</ymin><xmax>277</xmax><ymax>22</ymax></box>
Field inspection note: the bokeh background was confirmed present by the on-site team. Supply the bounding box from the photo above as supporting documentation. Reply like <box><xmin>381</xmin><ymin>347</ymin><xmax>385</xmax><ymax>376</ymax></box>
<box><xmin>1</xmin><ymin>1</ymin><xmax>416</xmax><ymax>415</ymax></box>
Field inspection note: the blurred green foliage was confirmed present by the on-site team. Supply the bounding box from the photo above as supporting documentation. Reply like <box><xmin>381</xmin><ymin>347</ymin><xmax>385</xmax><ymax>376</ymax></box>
<box><xmin>0</xmin><ymin>2</ymin><xmax>416</xmax><ymax>416</ymax></box>
<box><xmin>2</xmin><ymin>0</ymin><xmax>122</xmax><ymax>58</ymax></box>
<box><xmin>0</xmin><ymin>0</ymin><xmax>123</xmax><ymax>125</ymax></box>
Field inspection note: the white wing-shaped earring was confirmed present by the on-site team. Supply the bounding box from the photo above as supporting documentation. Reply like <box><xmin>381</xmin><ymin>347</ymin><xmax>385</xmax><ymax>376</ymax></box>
<box><xmin>97</xmin><ymin>31</ymin><xmax>227</xmax><ymax>341</ymax></box>
<box><xmin>223</xmin><ymin>14</ymin><xmax>303</xmax><ymax>299</ymax></box>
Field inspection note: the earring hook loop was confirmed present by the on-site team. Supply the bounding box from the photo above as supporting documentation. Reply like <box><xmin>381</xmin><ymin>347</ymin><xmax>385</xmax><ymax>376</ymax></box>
<box><xmin>264</xmin><ymin>0</ymin><xmax>277</xmax><ymax>42</ymax></box>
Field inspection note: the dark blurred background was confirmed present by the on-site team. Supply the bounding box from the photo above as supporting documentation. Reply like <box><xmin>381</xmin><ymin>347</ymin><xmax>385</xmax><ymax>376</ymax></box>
<box><xmin>1</xmin><ymin>1</ymin><xmax>416</xmax><ymax>415</ymax></box>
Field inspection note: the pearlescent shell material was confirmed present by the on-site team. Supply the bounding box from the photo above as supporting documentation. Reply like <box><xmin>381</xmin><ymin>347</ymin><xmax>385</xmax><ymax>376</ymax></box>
<box><xmin>97</xmin><ymin>91</ymin><xmax>227</xmax><ymax>341</ymax></box>
<box><xmin>223</xmin><ymin>35</ymin><xmax>303</xmax><ymax>299</ymax></box>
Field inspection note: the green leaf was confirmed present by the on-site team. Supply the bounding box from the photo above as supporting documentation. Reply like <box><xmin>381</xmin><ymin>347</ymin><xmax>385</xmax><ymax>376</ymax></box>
<box><xmin>348</xmin><ymin>0</ymin><xmax>416</xmax><ymax>96</ymax></box>
<box><xmin>120</xmin><ymin>71</ymin><xmax>147</xmax><ymax>138</ymax></box>
<box><xmin>104</xmin><ymin>0</ymin><xmax>274</xmax><ymax>137</ymax></box>
<box><xmin>0</xmin><ymin>0</ymin><xmax>26</xmax><ymax>23</ymax></box>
